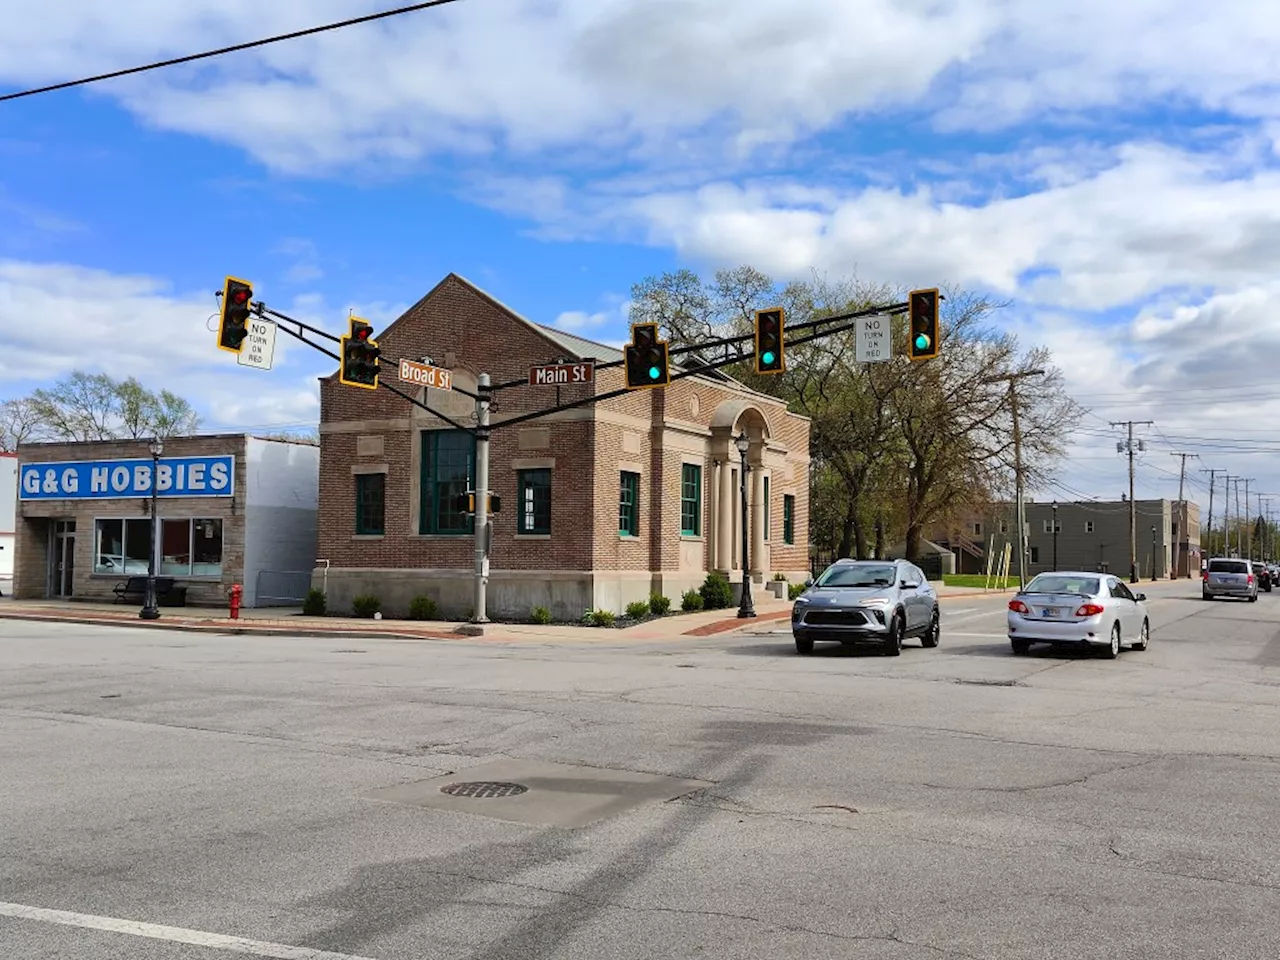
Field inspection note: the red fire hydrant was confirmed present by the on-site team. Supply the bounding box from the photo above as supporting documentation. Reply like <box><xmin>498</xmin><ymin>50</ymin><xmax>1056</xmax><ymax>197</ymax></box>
<box><xmin>228</xmin><ymin>583</ymin><xmax>242</xmax><ymax>620</ymax></box>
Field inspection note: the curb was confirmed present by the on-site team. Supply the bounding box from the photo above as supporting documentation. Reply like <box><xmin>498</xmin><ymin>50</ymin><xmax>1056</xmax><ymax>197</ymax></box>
<box><xmin>0</xmin><ymin>611</ymin><xmax>466</xmax><ymax>642</ymax></box>
<box><xmin>681</xmin><ymin>610</ymin><xmax>792</xmax><ymax>637</ymax></box>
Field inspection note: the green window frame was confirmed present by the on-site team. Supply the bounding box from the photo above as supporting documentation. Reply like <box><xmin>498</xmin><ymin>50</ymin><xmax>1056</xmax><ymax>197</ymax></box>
<box><xmin>518</xmin><ymin>469</ymin><xmax>551</xmax><ymax>535</ymax></box>
<box><xmin>783</xmin><ymin>494</ymin><xmax>795</xmax><ymax>545</ymax></box>
<box><xmin>680</xmin><ymin>463</ymin><xmax>702</xmax><ymax>536</ymax></box>
<box><xmin>619</xmin><ymin>471</ymin><xmax>640</xmax><ymax>537</ymax></box>
<box><xmin>355</xmin><ymin>473</ymin><xmax>385</xmax><ymax>535</ymax></box>
<box><xmin>419</xmin><ymin>430</ymin><xmax>475</xmax><ymax>535</ymax></box>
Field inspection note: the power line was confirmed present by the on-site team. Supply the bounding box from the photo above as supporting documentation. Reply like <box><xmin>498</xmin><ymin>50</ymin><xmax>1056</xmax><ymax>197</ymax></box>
<box><xmin>0</xmin><ymin>0</ymin><xmax>465</xmax><ymax>103</ymax></box>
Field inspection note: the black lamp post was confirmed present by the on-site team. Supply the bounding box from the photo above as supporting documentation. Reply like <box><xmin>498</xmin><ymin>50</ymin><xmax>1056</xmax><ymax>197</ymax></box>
<box><xmin>735</xmin><ymin>431</ymin><xmax>755</xmax><ymax>619</ymax></box>
<box><xmin>139</xmin><ymin>436</ymin><xmax>164</xmax><ymax>621</ymax></box>
<box><xmin>1151</xmin><ymin>525</ymin><xmax>1158</xmax><ymax>581</ymax></box>
<box><xmin>1052</xmin><ymin>501</ymin><xmax>1059</xmax><ymax>571</ymax></box>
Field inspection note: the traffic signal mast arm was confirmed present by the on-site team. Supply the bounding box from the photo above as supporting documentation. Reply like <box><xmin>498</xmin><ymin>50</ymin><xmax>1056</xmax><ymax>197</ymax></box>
<box><xmin>487</xmin><ymin>299</ymin><xmax>911</xmax><ymax>392</ymax></box>
<box><xmin>261</xmin><ymin>303</ymin><xmax>479</xmax><ymax>435</ymax></box>
<box><xmin>490</xmin><ymin>300</ymin><xmax>911</xmax><ymax>431</ymax></box>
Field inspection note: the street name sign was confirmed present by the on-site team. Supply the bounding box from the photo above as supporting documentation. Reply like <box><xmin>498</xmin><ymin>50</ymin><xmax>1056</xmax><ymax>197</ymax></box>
<box><xmin>528</xmin><ymin>362</ymin><xmax>595</xmax><ymax>386</ymax></box>
<box><xmin>856</xmin><ymin>315</ymin><xmax>891</xmax><ymax>363</ymax></box>
<box><xmin>236</xmin><ymin>317</ymin><xmax>277</xmax><ymax>370</ymax></box>
<box><xmin>398</xmin><ymin>358</ymin><xmax>453</xmax><ymax>391</ymax></box>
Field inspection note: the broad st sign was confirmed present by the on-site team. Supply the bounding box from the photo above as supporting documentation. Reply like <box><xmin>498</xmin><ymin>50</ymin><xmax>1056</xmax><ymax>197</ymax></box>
<box><xmin>19</xmin><ymin>456</ymin><xmax>235</xmax><ymax>501</ymax></box>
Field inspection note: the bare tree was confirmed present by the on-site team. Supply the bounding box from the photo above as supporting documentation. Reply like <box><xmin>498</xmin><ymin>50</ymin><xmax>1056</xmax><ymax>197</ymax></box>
<box><xmin>23</xmin><ymin>371</ymin><xmax>201</xmax><ymax>442</ymax></box>
<box><xmin>0</xmin><ymin>397</ymin><xmax>45</xmax><ymax>451</ymax></box>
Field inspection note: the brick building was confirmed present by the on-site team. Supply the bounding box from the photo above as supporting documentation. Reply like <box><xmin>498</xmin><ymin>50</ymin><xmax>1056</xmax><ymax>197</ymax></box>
<box><xmin>316</xmin><ymin>274</ymin><xmax>812</xmax><ymax>619</ymax></box>
<box><xmin>14</xmin><ymin>435</ymin><xmax>319</xmax><ymax>607</ymax></box>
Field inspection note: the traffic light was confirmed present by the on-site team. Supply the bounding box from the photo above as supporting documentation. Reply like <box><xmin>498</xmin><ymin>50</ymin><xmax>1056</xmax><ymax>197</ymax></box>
<box><xmin>908</xmin><ymin>288</ymin><xmax>940</xmax><ymax>361</ymax></box>
<box><xmin>339</xmin><ymin>317</ymin><xmax>381</xmax><ymax>389</ymax></box>
<box><xmin>458</xmin><ymin>492</ymin><xmax>501</xmax><ymax>514</ymax></box>
<box><xmin>754</xmin><ymin>307</ymin><xmax>785</xmax><ymax>374</ymax></box>
<box><xmin>624</xmin><ymin>322</ymin><xmax>670</xmax><ymax>389</ymax></box>
<box><xmin>217</xmin><ymin>277</ymin><xmax>254</xmax><ymax>353</ymax></box>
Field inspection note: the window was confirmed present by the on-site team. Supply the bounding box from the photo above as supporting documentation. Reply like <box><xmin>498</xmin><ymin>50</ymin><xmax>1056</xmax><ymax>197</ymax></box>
<box><xmin>972</xmin><ymin>522</ymin><xmax>983</xmax><ymax>536</ymax></box>
<box><xmin>783</xmin><ymin>495</ymin><xmax>796</xmax><ymax>545</ymax></box>
<box><xmin>94</xmin><ymin>518</ymin><xmax>151</xmax><ymax>575</ymax></box>
<box><xmin>619</xmin><ymin>471</ymin><xmax>640</xmax><ymax>537</ymax></box>
<box><xmin>1030</xmin><ymin>546</ymin><xmax>1040</xmax><ymax>563</ymax></box>
<box><xmin>96</xmin><ymin>518</ymin><xmax>222</xmax><ymax>577</ymax></box>
<box><xmin>680</xmin><ymin>463</ymin><xmax>702</xmax><ymax>536</ymax></box>
<box><xmin>1085</xmin><ymin>521</ymin><xmax>1095</xmax><ymax>533</ymax></box>
<box><xmin>419</xmin><ymin>430</ymin><xmax>475</xmax><ymax>535</ymax></box>
<box><xmin>161</xmin><ymin>519</ymin><xmax>223</xmax><ymax>576</ymax></box>
<box><xmin>1043</xmin><ymin>519</ymin><xmax>1060</xmax><ymax>534</ymax></box>
<box><xmin>998</xmin><ymin>520</ymin><xmax>1008</xmax><ymax>534</ymax></box>
<box><xmin>762</xmin><ymin>475</ymin><xmax>770</xmax><ymax>540</ymax></box>
<box><xmin>355</xmin><ymin>473</ymin><xmax>385</xmax><ymax>535</ymax></box>
<box><xmin>518</xmin><ymin>469</ymin><xmax>551</xmax><ymax>535</ymax></box>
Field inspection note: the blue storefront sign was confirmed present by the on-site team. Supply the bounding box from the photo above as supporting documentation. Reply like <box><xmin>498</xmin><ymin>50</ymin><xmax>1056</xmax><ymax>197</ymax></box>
<box><xmin>19</xmin><ymin>456</ymin><xmax>235</xmax><ymax>501</ymax></box>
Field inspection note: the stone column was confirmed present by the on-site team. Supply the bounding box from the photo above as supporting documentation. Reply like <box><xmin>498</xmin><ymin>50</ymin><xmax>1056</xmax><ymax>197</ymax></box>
<box><xmin>751</xmin><ymin>456</ymin><xmax>766</xmax><ymax>582</ymax></box>
<box><xmin>717</xmin><ymin>458</ymin><xmax>733</xmax><ymax>574</ymax></box>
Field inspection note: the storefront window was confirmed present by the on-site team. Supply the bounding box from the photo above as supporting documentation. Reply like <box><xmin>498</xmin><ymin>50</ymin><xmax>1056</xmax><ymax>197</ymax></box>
<box><xmin>95</xmin><ymin>518</ymin><xmax>153</xmax><ymax>575</ymax></box>
<box><xmin>420</xmin><ymin>430</ymin><xmax>475</xmax><ymax>535</ymax></box>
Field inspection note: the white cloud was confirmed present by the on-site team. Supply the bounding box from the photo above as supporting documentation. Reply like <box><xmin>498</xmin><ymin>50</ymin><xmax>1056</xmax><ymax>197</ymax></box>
<box><xmin>0</xmin><ymin>260</ymin><xmax>329</xmax><ymax>432</ymax></box>
<box><xmin>3</xmin><ymin>1</ymin><xmax>1272</xmax><ymax>175</ymax></box>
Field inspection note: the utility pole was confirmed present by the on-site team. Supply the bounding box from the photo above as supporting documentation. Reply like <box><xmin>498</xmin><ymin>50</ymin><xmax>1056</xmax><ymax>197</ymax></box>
<box><xmin>987</xmin><ymin>369</ymin><xmax>1045</xmax><ymax>589</ymax></box>
<box><xmin>1112</xmin><ymin>420</ymin><xmax>1153</xmax><ymax>583</ymax></box>
<box><xmin>1243</xmin><ymin>479</ymin><xmax>1255</xmax><ymax>561</ymax></box>
<box><xmin>1202</xmin><ymin>468</ymin><xmax>1222</xmax><ymax>559</ymax></box>
<box><xmin>1232</xmin><ymin>478</ymin><xmax>1243</xmax><ymax>557</ymax></box>
<box><xmin>471</xmin><ymin>373</ymin><xmax>492</xmax><ymax>624</ymax></box>
<box><xmin>1170</xmin><ymin>452</ymin><xmax>1198</xmax><ymax>577</ymax></box>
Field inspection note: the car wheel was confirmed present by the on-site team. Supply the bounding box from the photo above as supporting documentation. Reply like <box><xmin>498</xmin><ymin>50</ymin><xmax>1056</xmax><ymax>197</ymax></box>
<box><xmin>883</xmin><ymin>613</ymin><xmax>903</xmax><ymax>657</ymax></box>
<box><xmin>1102</xmin><ymin>622</ymin><xmax>1121</xmax><ymax>659</ymax></box>
<box><xmin>921</xmin><ymin>610</ymin><xmax>940</xmax><ymax>648</ymax></box>
<box><xmin>1249</xmin><ymin>593</ymin><xmax>1258</xmax><ymax>603</ymax></box>
<box><xmin>794</xmin><ymin>635</ymin><xmax>814</xmax><ymax>655</ymax></box>
<box><xmin>1132</xmin><ymin>619</ymin><xmax>1149</xmax><ymax>651</ymax></box>
<box><xmin>1202</xmin><ymin>591</ymin><xmax>1213</xmax><ymax>601</ymax></box>
<box><xmin>1010</xmin><ymin>637</ymin><xmax>1031</xmax><ymax>656</ymax></box>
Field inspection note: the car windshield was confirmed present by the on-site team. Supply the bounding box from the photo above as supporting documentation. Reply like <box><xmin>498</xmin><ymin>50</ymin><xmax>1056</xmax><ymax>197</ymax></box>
<box><xmin>815</xmin><ymin>564</ymin><xmax>897</xmax><ymax>588</ymax></box>
<box><xmin>1023</xmin><ymin>575</ymin><xmax>1099</xmax><ymax>596</ymax></box>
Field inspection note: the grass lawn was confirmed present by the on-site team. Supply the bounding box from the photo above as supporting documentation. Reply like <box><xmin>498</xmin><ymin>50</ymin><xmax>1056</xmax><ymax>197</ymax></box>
<box><xmin>941</xmin><ymin>574</ymin><xmax>1019</xmax><ymax>589</ymax></box>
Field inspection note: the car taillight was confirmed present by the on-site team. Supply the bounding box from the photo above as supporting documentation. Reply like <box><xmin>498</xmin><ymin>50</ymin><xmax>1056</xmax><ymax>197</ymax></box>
<box><xmin>1009</xmin><ymin>600</ymin><xmax>1029</xmax><ymax>614</ymax></box>
<box><xmin>1247</xmin><ymin>574</ymin><xmax>1254</xmax><ymax>584</ymax></box>
<box><xmin>1075</xmin><ymin>603</ymin><xmax>1105</xmax><ymax>617</ymax></box>
<box><xmin>1202</xmin><ymin>570</ymin><xmax>1209</xmax><ymax>581</ymax></box>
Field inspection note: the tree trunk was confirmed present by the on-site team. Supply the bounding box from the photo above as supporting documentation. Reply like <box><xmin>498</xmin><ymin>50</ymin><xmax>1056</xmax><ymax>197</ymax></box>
<box><xmin>905</xmin><ymin>523</ymin><xmax>923</xmax><ymax>561</ymax></box>
<box><xmin>874</xmin><ymin>513</ymin><xmax>885</xmax><ymax>559</ymax></box>
<box><xmin>838</xmin><ymin>510</ymin><xmax>855</xmax><ymax>559</ymax></box>
<box><xmin>853</xmin><ymin>514</ymin><xmax>868</xmax><ymax>560</ymax></box>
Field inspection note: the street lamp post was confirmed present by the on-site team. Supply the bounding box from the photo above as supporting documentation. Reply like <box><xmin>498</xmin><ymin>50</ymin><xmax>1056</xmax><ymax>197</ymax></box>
<box><xmin>139</xmin><ymin>437</ymin><xmax>164</xmax><ymax>621</ymax></box>
<box><xmin>735</xmin><ymin>431</ymin><xmax>756</xmax><ymax>619</ymax></box>
<box><xmin>1052</xmin><ymin>501</ymin><xmax>1059</xmax><ymax>571</ymax></box>
<box><xmin>1151</xmin><ymin>525</ymin><xmax>1158</xmax><ymax>582</ymax></box>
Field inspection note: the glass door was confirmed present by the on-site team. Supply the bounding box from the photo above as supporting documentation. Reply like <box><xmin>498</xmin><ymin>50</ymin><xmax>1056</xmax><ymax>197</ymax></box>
<box><xmin>52</xmin><ymin>520</ymin><xmax>76</xmax><ymax>598</ymax></box>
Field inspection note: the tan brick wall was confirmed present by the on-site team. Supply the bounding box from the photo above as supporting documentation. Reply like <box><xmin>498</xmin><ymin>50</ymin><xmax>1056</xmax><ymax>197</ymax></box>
<box><xmin>14</xmin><ymin>435</ymin><xmax>248</xmax><ymax>605</ymax></box>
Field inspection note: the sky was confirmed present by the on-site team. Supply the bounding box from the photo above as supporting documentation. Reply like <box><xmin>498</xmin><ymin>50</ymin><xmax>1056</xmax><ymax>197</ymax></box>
<box><xmin>1</xmin><ymin>0</ymin><xmax>1279</xmax><ymax>523</ymax></box>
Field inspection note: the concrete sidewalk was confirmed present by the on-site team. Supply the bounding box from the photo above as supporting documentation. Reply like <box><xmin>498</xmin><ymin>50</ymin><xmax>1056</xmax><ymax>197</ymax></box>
<box><xmin>0</xmin><ymin>581</ymin><xmax>1016</xmax><ymax>643</ymax></box>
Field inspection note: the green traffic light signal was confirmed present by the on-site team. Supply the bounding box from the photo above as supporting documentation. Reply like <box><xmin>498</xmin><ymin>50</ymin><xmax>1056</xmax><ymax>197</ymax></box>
<box><xmin>761</xmin><ymin>350</ymin><xmax>776</xmax><ymax>365</ymax></box>
<box><xmin>914</xmin><ymin>333</ymin><xmax>930</xmax><ymax>351</ymax></box>
<box><xmin>648</xmin><ymin>366</ymin><xmax>660</xmax><ymax>380</ymax></box>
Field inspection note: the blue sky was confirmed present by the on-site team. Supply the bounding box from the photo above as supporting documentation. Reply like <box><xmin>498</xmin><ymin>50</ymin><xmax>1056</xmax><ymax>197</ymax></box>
<box><xmin>2</xmin><ymin>0</ymin><xmax>1280</xmax><ymax>510</ymax></box>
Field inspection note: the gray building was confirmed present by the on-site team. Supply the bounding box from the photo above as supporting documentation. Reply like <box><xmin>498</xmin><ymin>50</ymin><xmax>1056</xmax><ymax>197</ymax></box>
<box><xmin>930</xmin><ymin>498</ymin><xmax>1201</xmax><ymax>580</ymax></box>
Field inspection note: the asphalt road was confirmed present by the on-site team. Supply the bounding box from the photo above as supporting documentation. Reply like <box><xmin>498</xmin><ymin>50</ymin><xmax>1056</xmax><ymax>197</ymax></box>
<box><xmin>3</xmin><ymin>580</ymin><xmax>1279</xmax><ymax>959</ymax></box>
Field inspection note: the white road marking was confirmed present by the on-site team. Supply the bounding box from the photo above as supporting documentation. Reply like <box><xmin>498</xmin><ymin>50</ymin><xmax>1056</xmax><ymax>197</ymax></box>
<box><xmin>0</xmin><ymin>902</ymin><xmax>378</xmax><ymax>960</ymax></box>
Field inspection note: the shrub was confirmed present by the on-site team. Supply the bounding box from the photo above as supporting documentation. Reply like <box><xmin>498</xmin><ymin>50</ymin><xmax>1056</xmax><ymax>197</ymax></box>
<box><xmin>681</xmin><ymin>589</ymin><xmax>704</xmax><ymax>612</ymax></box>
<box><xmin>531</xmin><ymin>605</ymin><xmax>552</xmax><ymax>625</ymax></box>
<box><xmin>699</xmin><ymin>572</ymin><xmax>734</xmax><ymax>610</ymax></box>
<box><xmin>589</xmin><ymin>609</ymin><xmax>616</xmax><ymax>627</ymax></box>
<box><xmin>649</xmin><ymin>593</ymin><xmax>672</xmax><ymax>616</ymax></box>
<box><xmin>352</xmin><ymin>594</ymin><xmax>381</xmax><ymax>618</ymax></box>
<box><xmin>625</xmin><ymin>600</ymin><xmax>650</xmax><ymax>620</ymax></box>
<box><xmin>788</xmin><ymin>583</ymin><xmax>807</xmax><ymax>601</ymax></box>
<box><xmin>302</xmin><ymin>588</ymin><xmax>326</xmax><ymax>617</ymax></box>
<box><xmin>773</xmin><ymin>572</ymin><xmax>787</xmax><ymax>582</ymax></box>
<box><xmin>408</xmin><ymin>595</ymin><xmax>438</xmax><ymax>620</ymax></box>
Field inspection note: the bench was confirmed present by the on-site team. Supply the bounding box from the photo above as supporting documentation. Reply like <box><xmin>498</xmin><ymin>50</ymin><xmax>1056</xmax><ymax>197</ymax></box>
<box><xmin>112</xmin><ymin>577</ymin><xmax>188</xmax><ymax>606</ymax></box>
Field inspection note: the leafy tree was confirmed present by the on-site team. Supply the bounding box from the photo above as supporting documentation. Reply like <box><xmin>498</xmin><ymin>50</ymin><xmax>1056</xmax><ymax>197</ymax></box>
<box><xmin>0</xmin><ymin>397</ymin><xmax>45</xmax><ymax>451</ymax></box>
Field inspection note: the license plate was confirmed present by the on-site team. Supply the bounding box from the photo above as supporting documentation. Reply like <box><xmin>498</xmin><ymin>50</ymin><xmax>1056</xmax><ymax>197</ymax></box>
<box><xmin>1042</xmin><ymin>608</ymin><xmax>1059</xmax><ymax>618</ymax></box>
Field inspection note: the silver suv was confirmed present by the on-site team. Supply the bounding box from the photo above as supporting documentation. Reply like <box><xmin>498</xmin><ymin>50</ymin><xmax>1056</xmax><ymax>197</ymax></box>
<box><xmin>791</xmin><ymin>559</ymin><xmax>940</xmax><ymax>656</ymax></box>
<box><xmin>1202</xmin><ymin>557</ymin><xmax>1258</xmax><ymax>602</ymax></box>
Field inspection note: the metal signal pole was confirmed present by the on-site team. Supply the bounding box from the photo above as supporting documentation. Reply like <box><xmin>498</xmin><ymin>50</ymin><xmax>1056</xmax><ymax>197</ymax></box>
<box><xmin>471</xmin><ymin>373</ymin><xmax>492</xmax><ymax>624</ymax></box>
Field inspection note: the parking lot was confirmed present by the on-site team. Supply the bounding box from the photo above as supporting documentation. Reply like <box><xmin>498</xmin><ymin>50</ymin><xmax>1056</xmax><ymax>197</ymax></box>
<box><xmin>2</xmin><ymin>580</ymin><xmax>1279</xmax><ymax>959</ymax></box>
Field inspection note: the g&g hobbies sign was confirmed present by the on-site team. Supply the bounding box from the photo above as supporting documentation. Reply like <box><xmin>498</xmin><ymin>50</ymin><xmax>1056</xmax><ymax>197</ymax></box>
<box><xmin>19</xmin><ymin>456</ymin><xmax>235</xmax><ymax>501</ymax></box>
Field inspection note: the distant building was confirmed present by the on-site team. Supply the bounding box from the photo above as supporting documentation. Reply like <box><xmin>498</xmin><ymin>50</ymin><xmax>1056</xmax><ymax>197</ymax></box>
<box><xmin>929</xmin><ymin>498</ymin><xmax>1201</xmax><ymax>579</ymax></box>
<box><xmin>14</xmin><ymin>435</ymin><xmax>319</xmax><ymax>607</ymax></box>
<box><xmin>0</xmin><ymin>452</ymin><xmax>16</xmax><ymax>594</ymax></box>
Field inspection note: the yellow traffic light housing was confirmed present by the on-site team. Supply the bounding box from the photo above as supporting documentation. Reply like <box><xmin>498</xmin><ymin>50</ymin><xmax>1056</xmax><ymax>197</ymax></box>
<box><xmin>908</xmin><ymin>288</ymin><xmax>940</xmax><ymax>361</ymax></box>
<box><xmin>624</xmin><ymin>323</ymin><xmax>671</xmax><ymax>389</ymax></box>
<box><xmin>754</xmin><ymin>307</ymin><xmax>785</xmax><ymax>374</ymax></box>
<box><xmin>217</xmin><ymin>276</ymin><xmax>254</xmax><ymax>353</ymax></box>
<box><xmin>339</xmin><ymin>317</ymin><xmax>381</xmax><ymax>389</ymax></box>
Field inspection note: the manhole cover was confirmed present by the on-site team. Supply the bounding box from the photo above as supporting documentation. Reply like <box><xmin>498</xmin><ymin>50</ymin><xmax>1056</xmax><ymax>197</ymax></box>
<box><xmin>441</xmin><ymin>781</ymin><xmax>528</xmax><ymax>799</ymax></box>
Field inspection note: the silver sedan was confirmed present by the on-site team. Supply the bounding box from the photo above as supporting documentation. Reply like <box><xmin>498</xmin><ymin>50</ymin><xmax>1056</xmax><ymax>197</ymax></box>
<box><xmin>1007</xmin><ymin>571</ymin><xmax>1150</xmax><ymax>659</ymax></box>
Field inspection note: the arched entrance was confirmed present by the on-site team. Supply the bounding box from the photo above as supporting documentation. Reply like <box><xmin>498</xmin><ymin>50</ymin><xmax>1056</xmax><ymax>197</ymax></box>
<box><xmin>709</xmin><ymin>399</ymin><xmax>772</xmax><ymax>584</ymax></box>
